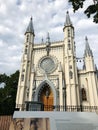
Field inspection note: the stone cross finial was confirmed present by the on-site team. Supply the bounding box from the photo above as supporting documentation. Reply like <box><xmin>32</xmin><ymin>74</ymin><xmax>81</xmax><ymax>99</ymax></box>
<box><xmin>46</xmin><ymin>32</ymin><xmax>51</xmax><ymax>56</ymax></box>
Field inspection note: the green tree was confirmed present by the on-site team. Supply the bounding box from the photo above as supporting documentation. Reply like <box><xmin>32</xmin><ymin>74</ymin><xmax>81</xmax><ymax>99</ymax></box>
<box><xmin>0</xmin><ymin>70</ymin><xmax>19</xmax><ymax>115</ymax></box>
<box><xmin>69</xmin><ymin>0</ymin><xmax>98</xmax><ymax>23</ymax></box>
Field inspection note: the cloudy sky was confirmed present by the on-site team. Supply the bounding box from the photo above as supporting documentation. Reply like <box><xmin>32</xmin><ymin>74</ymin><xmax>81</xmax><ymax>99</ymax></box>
<box><xmin>0</xmin><ymin>0</ymin><xmax>98</xmax><ymax>75</ymax></box>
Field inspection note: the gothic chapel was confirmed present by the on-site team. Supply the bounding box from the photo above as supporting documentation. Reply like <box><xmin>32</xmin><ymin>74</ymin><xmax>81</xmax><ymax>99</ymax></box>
<box><xmin>16</xmin><ymin>12</ymin><xmax>98</xmax><ymax>111</ymax></box>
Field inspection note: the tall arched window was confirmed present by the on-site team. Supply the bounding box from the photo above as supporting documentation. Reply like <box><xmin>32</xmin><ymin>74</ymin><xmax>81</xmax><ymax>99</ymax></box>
<box><xmin>68</xmin><ymin>29</ymin><xmax>70</xmax><ymax>37</ymax></box>
<box><xmin>81</xmin><ymin>88</ymin><xmax>87</xmax><ymax>101</ymax></box>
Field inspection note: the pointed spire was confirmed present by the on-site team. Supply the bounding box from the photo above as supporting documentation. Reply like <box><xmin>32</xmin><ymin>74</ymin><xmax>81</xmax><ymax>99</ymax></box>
<box><xmin>25</xmin><ymin>17</ymin><xmax>35</xmax><ymax>35</ymax></box>
<box><xmin>64</xmin><ymin>11</ymin><xmax>72</xmax><ymax>27</ymax></box>
<box><xmin>46</xmin><ymin>32</ymin><xmax>51</xmax><ymax>46</ymax></box>
<box><xmin>84</xmin><ymin>36</ymin><xmax>93</xmax><ymax>57</ymax></box>
<box><xmin>41</xmin><ymin>37</ymin><xmax>44</xmax><ymax>43</ymax></box>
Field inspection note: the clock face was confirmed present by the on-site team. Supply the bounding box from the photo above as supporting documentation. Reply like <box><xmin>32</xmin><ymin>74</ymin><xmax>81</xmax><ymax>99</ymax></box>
<box><xmin>38</xmin><ymin>56</ymin><xmax>57</xmax><ymax>74</ymax></box>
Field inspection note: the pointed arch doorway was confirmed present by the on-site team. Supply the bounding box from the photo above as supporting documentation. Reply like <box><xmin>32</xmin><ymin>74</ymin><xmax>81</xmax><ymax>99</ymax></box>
<box><xmin>38</xmin><ymin>83</ymin><xmax>54</xmax><ymax>111</ymax></box>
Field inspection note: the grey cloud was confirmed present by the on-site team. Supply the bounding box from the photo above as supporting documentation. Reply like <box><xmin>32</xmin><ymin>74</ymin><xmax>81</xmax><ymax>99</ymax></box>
<box><xmin>0</xmin><ymin>0</ymin><xmax>98</xmax><ymax>75</ymax></box>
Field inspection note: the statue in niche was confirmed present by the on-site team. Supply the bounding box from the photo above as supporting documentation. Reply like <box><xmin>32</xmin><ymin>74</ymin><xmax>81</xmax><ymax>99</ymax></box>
<box><xmin>69</xmin><ymin>71</ymin><xmax>73</xmax><ymax>79</ymax></box>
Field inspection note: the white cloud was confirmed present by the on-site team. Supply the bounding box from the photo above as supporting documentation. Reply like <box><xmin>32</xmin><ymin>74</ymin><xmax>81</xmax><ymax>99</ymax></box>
<box><xmin>0</xmin><ymin>0</ymin><xmax>98</xmax><ymax>75</ymax></box>
<box><xmin>0</xmin><ymin>3</ymin><xmax>7</xmax><ymax>15</ymax></box>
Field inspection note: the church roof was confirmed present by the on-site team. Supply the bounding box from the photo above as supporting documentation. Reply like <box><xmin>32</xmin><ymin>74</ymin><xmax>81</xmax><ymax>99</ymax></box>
<box><xmin>64</xmin><ymin>11</ymin><xmax>72</xmax><ymax>26</ymax></box>
<box><xmin>25</xmin><ymin>17</ymin><xmax>35</xmax><ymax>35</ymax></box>
<box><xmin>84</xmin><ymin>36</ymin><xmax>93</xmax><ymax>57</ymax></box>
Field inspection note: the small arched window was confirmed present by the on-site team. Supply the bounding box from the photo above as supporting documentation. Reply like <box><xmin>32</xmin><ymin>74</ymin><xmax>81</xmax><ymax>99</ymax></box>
<box><xmin>68</xmin><ymin>43</ymin><xmax>71</xmax><ymax>50</ymax></box>
<box><xmin>22</xmin><ymin>69</ymin><xmax>25</xmax><ymax>72</ymax></box>
<box><xmin>81</xmin><ymin>88</ymin><xmax>87</xmax><ymax>101</ymax></box>
<box><xmin>69</xmin><ymin>65</ymin><xmax>72</xmax><ymax>69</ymax></box>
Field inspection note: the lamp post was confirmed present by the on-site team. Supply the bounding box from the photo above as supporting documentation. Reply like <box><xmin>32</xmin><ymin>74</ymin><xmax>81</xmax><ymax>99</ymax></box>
<box><xmin>63</xmin><ymin>87</ymin><xmax>66</xmax><ymax>111</ymax></box>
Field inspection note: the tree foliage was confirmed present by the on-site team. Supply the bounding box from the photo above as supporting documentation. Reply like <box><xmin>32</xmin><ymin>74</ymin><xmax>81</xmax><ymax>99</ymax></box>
<box><xmin>0</xmin><ymin>70</ymin><xmax>19</xmax><ymax>115</ymax></box>
<box><xmin>69</xmin><ymin>0</ymin><xmax>98</xmax><ymax>23</ymax></box>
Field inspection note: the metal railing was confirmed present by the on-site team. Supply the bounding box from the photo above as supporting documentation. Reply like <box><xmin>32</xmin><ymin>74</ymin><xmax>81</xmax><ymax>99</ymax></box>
<box><xmin>16</xmin><ymin>104</ymin><xmax>98</xmax><ymax>112</ymax></box>
<box><xmin>43</xmin><ymin>105</ymin><xmax>98</xmax><ymax>112</ymax></box>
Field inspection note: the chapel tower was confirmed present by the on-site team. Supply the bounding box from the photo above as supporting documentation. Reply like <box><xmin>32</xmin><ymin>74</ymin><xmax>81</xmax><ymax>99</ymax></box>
<box><xmin>16</xmin><ymin>17</ymin><xmax>35</xmax><ymax>110</ymax></box>
<box><xmin>63</xmin><ymin>11</ymin><xmax>79</xmax><ymax>106</ymax></box>
<box><xmin>83</xmin><ymin>37</ymin><xmax>98</xmax><ymax>106</ymax></box>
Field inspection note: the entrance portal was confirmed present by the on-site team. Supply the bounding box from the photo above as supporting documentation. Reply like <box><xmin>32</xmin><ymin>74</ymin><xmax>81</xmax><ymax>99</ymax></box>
<box><xmin>38</xmin><ymin>83</ymin><xmax>54</xmax><ymax>111</ymax></box>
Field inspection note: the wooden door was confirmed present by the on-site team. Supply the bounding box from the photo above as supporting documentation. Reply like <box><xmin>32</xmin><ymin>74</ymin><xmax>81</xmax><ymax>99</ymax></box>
<box><xmin>39</xmin><ymin>83</ymin><xmax>54</xmax><ymax>111</ymax></box>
